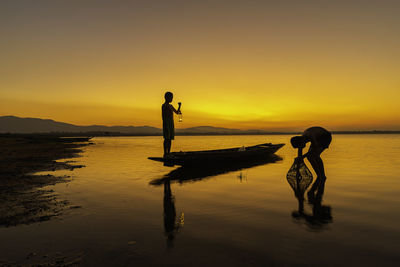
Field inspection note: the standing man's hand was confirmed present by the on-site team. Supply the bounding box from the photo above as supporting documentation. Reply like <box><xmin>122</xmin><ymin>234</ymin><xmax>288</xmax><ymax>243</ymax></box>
<box><xmin>178</xmin><ymin>102</ymin><xmax>182</xmax><ymax>114</ymax></box>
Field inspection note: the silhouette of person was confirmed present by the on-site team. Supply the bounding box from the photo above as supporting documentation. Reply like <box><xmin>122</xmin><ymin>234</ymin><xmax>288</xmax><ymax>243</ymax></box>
<box><xmin>162</xmin><ymin>92</ymin><xmax>181</xmax><ymax>157</ymax></box>
<box><xmin>290</xmin><ymin>126</ymin><xmax>332</xmax><ymax>202</ymax></box>
<box><xmin>163</xmin><ymin>179</ymin><xmax>183</xmax><ymax>249</ymax></box>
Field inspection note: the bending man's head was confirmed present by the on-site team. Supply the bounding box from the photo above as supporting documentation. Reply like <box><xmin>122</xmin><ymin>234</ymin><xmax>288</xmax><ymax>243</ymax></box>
<box><xmin>290</xmin><ymin>136</ymin><xmax>306</xmax><ymax>149</ymax></box>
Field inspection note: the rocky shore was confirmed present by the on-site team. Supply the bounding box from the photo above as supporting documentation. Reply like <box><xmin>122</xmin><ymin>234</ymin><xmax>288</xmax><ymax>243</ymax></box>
<box><xmin>0</xmin><ymin>135</ymin><xmax>92</xmax><ymax>227</ymax></box>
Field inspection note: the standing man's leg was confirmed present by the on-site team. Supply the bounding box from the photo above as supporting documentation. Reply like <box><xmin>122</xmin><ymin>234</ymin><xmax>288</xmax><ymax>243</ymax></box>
<box><xmin>163</xmin><ymin>139</ymin><xmax>169</xmax><ymax>156</ymax></box>
<box><xmin>167</xmin><ymin>139</ymin><xmax>171</xmax><ymax>154</ymax></box>
<box><xmin>164</xmin><ymin>139</ymin><xmax>171</xmax><ymax>156</ymax></box>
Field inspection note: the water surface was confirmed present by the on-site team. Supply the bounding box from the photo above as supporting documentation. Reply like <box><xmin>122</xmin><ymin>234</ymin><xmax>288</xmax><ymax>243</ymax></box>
<box><xmin>1</xmin><ymin>135</ymin><xmax>400</xmax><ymax>266</ymax></box>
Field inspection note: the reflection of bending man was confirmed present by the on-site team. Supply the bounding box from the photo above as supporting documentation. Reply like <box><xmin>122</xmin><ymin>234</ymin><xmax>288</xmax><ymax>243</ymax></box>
<box><xmin>290</xmin><ymin>127</ymin><xmax>332</xmax><ymax>201</ymax></box>
<box><xmin>291</xmin><ymin>176</ymin><xmax>333</xmax><ymax>229</ymax></box>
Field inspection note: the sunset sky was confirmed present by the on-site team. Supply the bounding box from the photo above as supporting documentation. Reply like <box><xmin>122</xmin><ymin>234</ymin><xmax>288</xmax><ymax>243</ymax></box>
<box><xmin>1</xmin><ymin>0</ymin><xmax>399</xmax><ymax>131</ymax></box>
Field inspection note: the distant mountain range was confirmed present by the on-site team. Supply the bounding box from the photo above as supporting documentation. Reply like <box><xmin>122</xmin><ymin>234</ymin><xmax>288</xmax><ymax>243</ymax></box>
<box><xmin>0</xmin><ymin>116</ymin><xmax>161</xmax><ymax>134</ymax></box>
<box><xmin>0</xmin><ymin>116</ymin><xmax>268</xmax><ymax>135</ymax></box>
<box><xmin>1</xmin><ymin>116</ymin><xmax>399</xmax><ymax>135</ymax></box>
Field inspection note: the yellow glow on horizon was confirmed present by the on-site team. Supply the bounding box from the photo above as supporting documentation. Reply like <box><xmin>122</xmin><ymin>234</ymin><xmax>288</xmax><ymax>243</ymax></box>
<box><xmin>1</xmin><ymin>1</ymin><xmax>399</xmax><ymax>131</ymax></box>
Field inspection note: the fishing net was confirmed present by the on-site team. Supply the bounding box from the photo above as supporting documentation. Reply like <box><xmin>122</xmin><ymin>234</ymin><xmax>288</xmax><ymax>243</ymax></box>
<box><xmin>286</xmin><ymin>158</ymin><xmax>313</xmax><ymax>193</ymax></box>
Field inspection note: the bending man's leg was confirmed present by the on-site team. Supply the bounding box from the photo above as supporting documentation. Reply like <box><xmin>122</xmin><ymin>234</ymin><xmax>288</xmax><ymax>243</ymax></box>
<box><xmin>307</xmin><ymin>147</ymin><xmax>326</xmax><ymax>198</ymax></box>
<box><xmin>315</xmin><ymin>176</ymin><xmax>326</xmax><ymax>200</ymax></box>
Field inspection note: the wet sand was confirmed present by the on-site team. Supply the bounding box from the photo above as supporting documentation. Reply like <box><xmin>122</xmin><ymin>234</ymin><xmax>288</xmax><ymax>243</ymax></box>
<box><xmin>0</xmin><ymin>135</ymin><xmax>91</xmax><ymax>227</ymax></box>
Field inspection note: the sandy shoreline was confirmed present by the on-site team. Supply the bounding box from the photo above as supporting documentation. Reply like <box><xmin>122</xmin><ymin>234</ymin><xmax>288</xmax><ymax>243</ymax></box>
<box><xmin>0</xmin><ymin>135</ymin><xmax>92</xmax><ymax>228</ymax></box>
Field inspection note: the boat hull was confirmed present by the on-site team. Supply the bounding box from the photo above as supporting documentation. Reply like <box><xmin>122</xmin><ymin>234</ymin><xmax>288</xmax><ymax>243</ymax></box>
<box><xmin>148</xmin><ymin>143</ymin><xmax>285</xmax><ymax>167</ymax></box>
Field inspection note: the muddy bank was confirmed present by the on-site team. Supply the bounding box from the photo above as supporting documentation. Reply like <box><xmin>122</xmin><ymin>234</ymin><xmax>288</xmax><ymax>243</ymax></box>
<box><xmin>0</xmin><ymin>135</ymin><xmax>92</xmax><ymax>227</ymax></box>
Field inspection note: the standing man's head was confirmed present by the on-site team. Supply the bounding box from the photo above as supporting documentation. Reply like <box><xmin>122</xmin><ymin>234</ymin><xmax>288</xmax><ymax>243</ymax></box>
<box><xmin>164</xmin><ymin>92</ymin><xmax>173</xmax><ymax>103</ymax></box>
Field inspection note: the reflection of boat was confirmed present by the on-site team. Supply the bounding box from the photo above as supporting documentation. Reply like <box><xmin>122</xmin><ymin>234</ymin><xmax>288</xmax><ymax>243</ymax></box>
<box><xmin>150</xmin><ymin>155</ymin><xmax>282</xmax><ymax>185</ymax></box>
<box><xmin>148</xmin><ymin>143</ymin><xmax>284</xmax><ymax>167</ymax></box>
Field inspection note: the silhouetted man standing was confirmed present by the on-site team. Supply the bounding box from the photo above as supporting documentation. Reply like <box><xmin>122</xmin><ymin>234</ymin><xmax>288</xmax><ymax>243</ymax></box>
<box><xmin>162</xmin><ymin>92</ymin><xmax>181</xmax><ymax>157</ymax></box>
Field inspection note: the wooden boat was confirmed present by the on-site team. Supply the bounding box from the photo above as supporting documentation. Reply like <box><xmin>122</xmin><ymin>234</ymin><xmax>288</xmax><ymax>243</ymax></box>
<box><xmin>148</xmin><ymin>142</ymin><xmax>284</xmax><ymax>167</ymax></box>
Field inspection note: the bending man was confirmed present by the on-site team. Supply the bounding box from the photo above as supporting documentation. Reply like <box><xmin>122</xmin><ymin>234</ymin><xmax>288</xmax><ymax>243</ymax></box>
<box><xmin>290</xmin><ymin>127</ymin><xmax>332</xmax><ymax>201</ymax></box>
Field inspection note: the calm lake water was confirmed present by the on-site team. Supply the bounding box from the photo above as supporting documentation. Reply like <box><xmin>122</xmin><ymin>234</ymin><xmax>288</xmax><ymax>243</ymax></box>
<box><xmin>1</xmin><ymin>135</ymin><xmax>400</xmax><ymax>266</ymax></box>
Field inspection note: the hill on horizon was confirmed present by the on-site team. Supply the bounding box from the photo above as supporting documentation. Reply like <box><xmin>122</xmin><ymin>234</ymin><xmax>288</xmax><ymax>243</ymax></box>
<box><xmin>0</xmin><ymin>116</ymin><xmax>253</xmax><ymax>135</ymax></box>
<box><xmin>0</xmin><ymin>116</ymin><xmax>161</xmax><ymax>134</ymax></box>
<box><xmin>1</xmin><ymin>116</ymin><xmax>399</xmax><ymax>135</ymax></box>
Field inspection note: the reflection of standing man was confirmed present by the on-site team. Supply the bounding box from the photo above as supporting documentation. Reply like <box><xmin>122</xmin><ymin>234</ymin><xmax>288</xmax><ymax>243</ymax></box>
<box><xmin>163</xmin><ymin>179</ymin><xmax>177</xmax><ymax>249</ymax></box>
<box><xmin>162</xmin><ymin>92</ymin><xmax>181</xmax><ymax>157</ymax></box>
<box><xmin>290</xmin><ymin>127</ymin><xmax>332</xmax><ymax>201</ymax></box>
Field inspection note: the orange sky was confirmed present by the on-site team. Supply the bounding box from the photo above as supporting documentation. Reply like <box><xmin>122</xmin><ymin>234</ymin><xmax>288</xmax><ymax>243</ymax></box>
<box><xmin>1</xmin><ymin>1</ymin><xmax>399</xmax><ymax>131</ymax></box>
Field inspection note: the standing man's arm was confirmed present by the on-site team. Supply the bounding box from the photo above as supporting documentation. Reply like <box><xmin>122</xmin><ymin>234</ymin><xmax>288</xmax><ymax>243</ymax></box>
<box><xmin>170</xmin><ymin>104</ymin><xmax>181</xmax><ymax>114</ymax></box>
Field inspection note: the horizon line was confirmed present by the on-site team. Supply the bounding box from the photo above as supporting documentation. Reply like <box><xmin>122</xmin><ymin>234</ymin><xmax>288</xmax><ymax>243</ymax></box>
<box><xmin>1</xmin><ymin>115</ymin><xmax>400</xmax><ymax>133</ymax></box>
